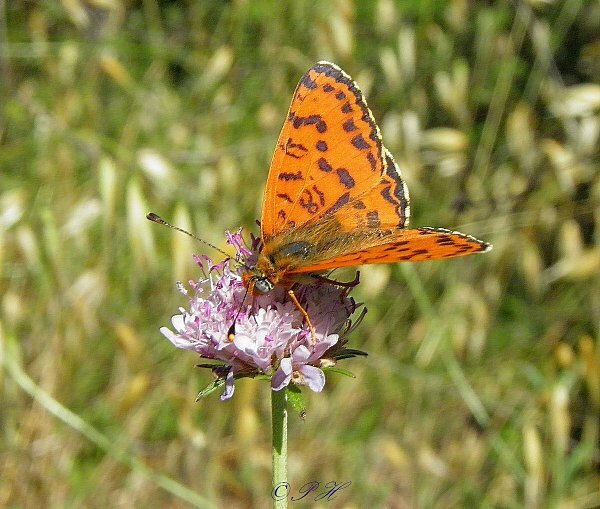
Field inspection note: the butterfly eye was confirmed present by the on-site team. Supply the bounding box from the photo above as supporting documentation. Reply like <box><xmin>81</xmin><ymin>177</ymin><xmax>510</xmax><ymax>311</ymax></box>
<box><xmin>254</xmin><ymin>277</ymin><xmax>274</xmax><ymax>294</ymax></box>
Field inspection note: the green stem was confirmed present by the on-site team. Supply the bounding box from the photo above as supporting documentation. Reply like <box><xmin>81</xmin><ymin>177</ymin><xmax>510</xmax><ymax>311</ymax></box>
<box><xmin>271</xmin><ymin>387</ymin><xmax>288</xmax><ymax>509</ymax></box>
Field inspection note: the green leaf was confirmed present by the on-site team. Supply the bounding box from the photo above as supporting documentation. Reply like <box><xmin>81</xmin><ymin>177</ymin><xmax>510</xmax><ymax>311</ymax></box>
<box><xmin>195</xmin><ymin>379</ymin><xmax>226</xmax><ymax>400</ymax></box>
<box><xmin>323</xmin><ymin>367</ymin><xmax>357</xmax><ymax>378</ymax></box>
<box><xmin>334</xmin><ymin>348</ymin><xmax>368</xmax><ymax>358</ymax></box>
<box><xmin>195</xmin><ymin>362</ymin><xmax>225</xmax><ymax>369</ymax></box>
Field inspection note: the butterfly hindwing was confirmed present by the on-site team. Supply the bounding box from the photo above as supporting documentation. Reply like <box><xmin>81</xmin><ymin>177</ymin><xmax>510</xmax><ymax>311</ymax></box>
<box><xmin>284</xmin><ymin>227</ymin><xmax>491</xmax><ymax>275</ymax></box>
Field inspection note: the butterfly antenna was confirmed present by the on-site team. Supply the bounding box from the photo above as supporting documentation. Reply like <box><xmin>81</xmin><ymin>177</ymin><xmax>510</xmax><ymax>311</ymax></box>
<box><xmin>146</xmin><ymin>212</ymin><xmax>235</xmax><ymax>261</ymax></box>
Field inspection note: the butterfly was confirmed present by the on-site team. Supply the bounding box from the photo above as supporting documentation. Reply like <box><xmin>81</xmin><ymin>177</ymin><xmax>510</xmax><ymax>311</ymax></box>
<box><xmin>247</xmin><ymin>61</ymin><xmax>490</xmax><ymax>295</ymax></box>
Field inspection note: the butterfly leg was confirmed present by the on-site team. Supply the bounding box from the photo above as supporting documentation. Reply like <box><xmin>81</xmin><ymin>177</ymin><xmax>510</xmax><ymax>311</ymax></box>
<box><xmin>312</xmin><ymin>271</ymin><xmax>360</xmax><ymax>300</ymax></box>
<box><xmin>312</xmin><ymin>271</ymin><xmax>360</xmax><ymax>288</ymax></box>
<box><xmin>287</xmin><ymin>289</ymin><xmax>316</xmax><ymax>343</ymax></box>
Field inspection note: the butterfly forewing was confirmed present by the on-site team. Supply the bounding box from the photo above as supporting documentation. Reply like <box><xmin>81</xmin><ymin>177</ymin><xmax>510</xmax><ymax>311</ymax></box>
<box><xmin>261</xmin><ymin>62</ymin><xmax>389</xmax><ymax>242</ymax></box>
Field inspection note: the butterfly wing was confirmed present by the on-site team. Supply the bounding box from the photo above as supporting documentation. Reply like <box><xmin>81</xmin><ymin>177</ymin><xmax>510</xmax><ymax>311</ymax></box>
<box><xmin>260</xmin><ymin>61</ymin><xmax>408</xmax><ymax>243</ymax></box>
<box><xmin>283</xmin><ymin>227</ymin><xmax>491</xmax><ymax>275</ymax></box>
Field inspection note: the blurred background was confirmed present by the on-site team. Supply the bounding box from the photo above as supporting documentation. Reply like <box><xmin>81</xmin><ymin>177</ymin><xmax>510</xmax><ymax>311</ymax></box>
<box><xmin>1</xmin><ymin>1</ymin><xmax>599</xmax><ymax>508</ymax></box>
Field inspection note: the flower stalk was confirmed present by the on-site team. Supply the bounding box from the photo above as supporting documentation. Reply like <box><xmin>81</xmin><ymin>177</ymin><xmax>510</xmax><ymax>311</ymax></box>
<box><xmin>271</xmin><ymin>387</ymin><xmax>288</xmax><ymax>509</ymax></box>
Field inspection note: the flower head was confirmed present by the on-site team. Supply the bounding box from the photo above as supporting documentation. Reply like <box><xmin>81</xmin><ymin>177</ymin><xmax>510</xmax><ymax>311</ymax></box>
<box><xmin>160</xmin><ymin>230</ymin><xmax>365</xmax><ymax>400</ymax></box>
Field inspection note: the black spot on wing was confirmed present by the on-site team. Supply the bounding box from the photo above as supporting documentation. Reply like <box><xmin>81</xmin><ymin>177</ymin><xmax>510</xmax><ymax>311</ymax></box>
<box><xmin>322</xmin><ymin>83</ymin><xmax>334</xmax><ymax>93</ymax></box>
<box><xmin>343</xmin><ymin>119</ymin><xmax>358</xmax><ymax>132</ymax></box>
<box><xmin>318</xmin><ymin>157</ymin><xmax>333</xmax><ymax>173</ymax></box>
<box><xmin>325</xmin><ymin>192</ymin><xmax>351</xmax><ymax>216</ymax></box>
<box><xmin>384</xmin><ymin>244</ymin><xmax>410</xmax><ymax>252</ymax></box>
<box><xmin>380</xmin><ymin>186</ymin><xmax>395</xmax><ymax>205</ymax></box>
<box><xmin>298</xmin><ymin>189</ymin><xmax>319</xmax><ymax>214</ymax></box>
<box><xmin>284</xmin><ymin>140</ymin><xmax>309</xmax><ymax>159</ymax></box>
<box><xmin>436</xmin><ymin>235</ymin><xmax>456</xmax><ymax>246</ymax></box>
<box><xmin>338</xmin><ymin>253</ymin><xmax>362</xmax><ymax>263</ymax></box>
<box><xmin>301</xmin><ymin>74</ymin><xmax>318</xmax><ymax>90</ymax></box>
<box><xmin>312</xmin><ymin>185</ymin><xmax>325</xmax><ymax>206</ymax></box>
<box><xmin>316</xmin><ymin>140</ymin><xmax>328</xmax><ymax>152</ymax></box>
<box><xmin>367</xmin><ymin>152</ymin><xmax>377</xmax><ymax>172</ymax></box>
<box><xmin>276</xmin><ymin>193</ymin><xmax>294</xmax><ymax>203</ymax></box>
<box><xmin>289</xmin><ymin>112</ymin><xmax>327</xmax><ymax>133</ymax></box>
<box><xmin>380</xmin><ymin>183</ymin><xmax>405</xmax><ymax>228</ymax></box>
<box><xmin>363</xmin><ymin>254</ymin><xmax>390</xmax><ymax>262</ymax></box>
<box><xmin>279</xmin><ymin>171</ymin><xmax>303</xmax><ymax>181</ymax></box>
<box><xmin>341</xmin><ymin>102</ymin><xmax>353</xmax><ymax>114</ymax></box>
<box><xmin>351</xmin><ymin>135</ymin><xmax>370</xmax><ymax>150</ymax></box>
<box><xmin>336</xmin><ymin>168</ymin><xmax>355</xmax><ymax>189</ymax></box>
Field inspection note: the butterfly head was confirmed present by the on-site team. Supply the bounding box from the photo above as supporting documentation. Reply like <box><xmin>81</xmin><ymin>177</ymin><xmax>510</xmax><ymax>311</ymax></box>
<box><xmin>242</xmin><ymin>249</ymin><xmax>293</xmax><ymax>295</ymax></box>
<box><xmin>241</xmin><ymin>267</ymin><xmax>277</xmax><ymax>295</ymax></box>
<box><xmin>252</xmin><ymin>275</ymin><xmax>275</xmax><ymax>294</ymax></box>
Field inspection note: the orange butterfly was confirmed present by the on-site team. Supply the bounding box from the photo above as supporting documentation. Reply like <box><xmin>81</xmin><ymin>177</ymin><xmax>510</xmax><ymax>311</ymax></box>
<box><xmin>248</xmin><ymin>61</ymin><xmax>490</xmax><ymax>295</ymax></box>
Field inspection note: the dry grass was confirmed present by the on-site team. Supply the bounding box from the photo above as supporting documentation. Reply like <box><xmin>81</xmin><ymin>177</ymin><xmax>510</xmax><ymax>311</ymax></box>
<box><xmin>1</xmin><ymin>1</ymin><xmax>599</xmax><ymax>508</ymax></box>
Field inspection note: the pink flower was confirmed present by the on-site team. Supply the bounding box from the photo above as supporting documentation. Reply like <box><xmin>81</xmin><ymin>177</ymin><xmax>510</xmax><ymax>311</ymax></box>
<box><xmin>160</xmin><ymin>230</ymin><xmax>365</xmax><ymax>400</ymax></box>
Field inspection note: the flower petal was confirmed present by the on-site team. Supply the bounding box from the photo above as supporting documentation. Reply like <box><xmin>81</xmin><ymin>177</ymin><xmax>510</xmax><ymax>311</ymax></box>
<box><xmin>220</xmin><ymin>370</ymin><xmax>235</xmax><ymax>400</ymax></box>
<box><xmin>299</xmin><ymin>365</ymin><xmax>326</xmax><ymax>392</ymax></box>
<box><xmin>272</xmin><ymin>357</ymin><xmax>293</xmax><ymax>391</ymax></box>
<box><xmin>292</xmin><ymin>345</ymin><xmax>311</xmax><ymax>363</ymax></box>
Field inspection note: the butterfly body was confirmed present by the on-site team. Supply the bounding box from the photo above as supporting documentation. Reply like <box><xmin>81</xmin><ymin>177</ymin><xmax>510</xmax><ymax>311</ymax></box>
<box><xmin>251</xmin><ymin>62</ymin><xmax>490</xmax><ymax>293</ymax></box>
